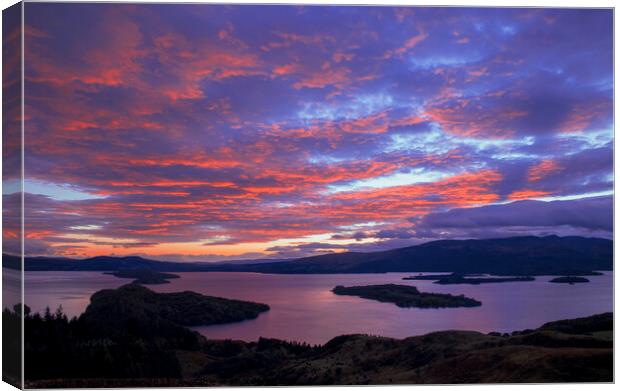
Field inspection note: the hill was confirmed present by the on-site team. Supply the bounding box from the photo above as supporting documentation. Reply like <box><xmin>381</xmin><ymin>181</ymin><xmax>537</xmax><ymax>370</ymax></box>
<box><xmin>82</xmin><ymin>283</ymin><xmax>270</xmax><ymax>331</ymax></box>
<box><xmin>13</xmin><ymin>290</ymin><xmax>612</xmax><ymax>387</ymax></box>
<box><xmin>224</xmin><ymin>235</ymin><xmax>612</xmax><ymax>276</ymax></box>
<box><xmin>3</xmin><ymin>254</ymin><xmax>216</xmax><ymax>272</ymax></box>
<box><xmin>12</xmin><ymin>284</ymin><xmax>269</xmax><ymax>383</ymax></box>
<box><xmin>4</xmin><ymin>235</ymin><xmax>613</xmax><ymax>276</ymax></box>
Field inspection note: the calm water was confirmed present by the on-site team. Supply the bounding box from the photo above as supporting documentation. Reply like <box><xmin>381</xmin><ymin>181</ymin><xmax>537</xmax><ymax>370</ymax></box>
<box><xmin>9</xmin><ymin>270</ymin><xmax>613</xmax><ymax>345</ymax></box>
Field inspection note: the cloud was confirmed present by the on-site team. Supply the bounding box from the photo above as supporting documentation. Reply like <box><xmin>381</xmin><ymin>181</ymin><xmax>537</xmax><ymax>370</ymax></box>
<box><xmin>16</xmin><ymin>5</ymin><xmax>613</xmax><ymax>260</ymax></box>
<box><xmin>266</xmin><ymin>242</ymin><xmax>348</xmax><ymax>258</ymax></box>
<box><xmin>527</xmin><ymin>159</ymin><xmax>562</xmax><ymax>182</ymax></box>
<box><xmin>384</xmin><ymin>29</ymin><xmax>428</xmax><ymax>58</ymax></box>
<box><xmin>416</xmin><ymin>196</ymin><xmax>612</xmax><ymax>233</ymax></box>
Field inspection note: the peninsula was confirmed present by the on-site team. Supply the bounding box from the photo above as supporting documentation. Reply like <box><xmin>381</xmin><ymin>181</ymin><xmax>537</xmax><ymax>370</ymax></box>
<box><xmin>83</xmin><ymin>283</ymin><xmax>270</xmax><ymax>328</ymax></box>
<box><xmin>105</xmin><ymin>268</ymin><xmax>180</xmax><ymax>285</ymax></box>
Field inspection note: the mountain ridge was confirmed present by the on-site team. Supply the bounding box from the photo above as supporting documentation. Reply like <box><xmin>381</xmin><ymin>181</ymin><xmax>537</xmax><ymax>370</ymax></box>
<box><xmin>3</xmin><ymin>235</ymin><xmax>613</xmax><ymax>276</ymax></box>
<box><xmin>217</xmin><ymin>235</ymin><xmax>612</xmax><ymax>275</ymax></box>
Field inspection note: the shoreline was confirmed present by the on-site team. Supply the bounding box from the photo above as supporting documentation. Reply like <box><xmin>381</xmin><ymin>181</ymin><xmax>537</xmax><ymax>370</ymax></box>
<box><xmin>9</xmin><ymin>271</ymin><xmax>614</xmax><ymax>345</ymax></box>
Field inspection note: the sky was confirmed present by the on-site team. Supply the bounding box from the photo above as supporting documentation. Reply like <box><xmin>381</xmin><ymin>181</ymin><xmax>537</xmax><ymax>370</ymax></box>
<box><xmin>2</xmin><ymin>4</ymin><xmax>613</xmax><ymax>261</ymax></box>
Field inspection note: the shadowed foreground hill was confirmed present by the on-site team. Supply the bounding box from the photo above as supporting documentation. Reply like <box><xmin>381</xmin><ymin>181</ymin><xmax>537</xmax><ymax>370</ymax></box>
<box><xmin>7</xmin><ymin>284</ymin><xmax>612</xmax><ymax>387</ymax></box>
<box><xmin>12</xmin><ymin>284</ymin><xmax>269</xmax><ymax>383</ymax></box>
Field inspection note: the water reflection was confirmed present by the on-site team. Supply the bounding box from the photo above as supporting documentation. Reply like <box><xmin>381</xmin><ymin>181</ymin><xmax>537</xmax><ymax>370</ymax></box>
<box><xmin>18</xmin><ymin>270</ymin><xmax>614</xmax><ymax>345</ymax></box>
<box><xmin>2</xmin><ymin>268</ymin><xmax>22</xmax><ymax>312</ymax></box>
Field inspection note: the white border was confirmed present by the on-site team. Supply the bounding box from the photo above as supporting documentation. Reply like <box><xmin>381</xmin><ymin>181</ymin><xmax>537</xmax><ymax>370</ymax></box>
<box><xmin>0</xmin><ymin>1</ymin><xmax>616</xmax><ymax>391</ymax></box>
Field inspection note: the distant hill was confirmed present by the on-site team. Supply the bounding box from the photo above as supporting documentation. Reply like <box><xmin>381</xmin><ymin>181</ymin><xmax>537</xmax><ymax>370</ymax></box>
<box><xmin>217</xmin><ymin>235</ymin><xmax>613</xmax><ymax>276</ymax></box>
<box><xmin>2</xmin><ymin>254</ymin><xmax>210</xmax><ymax>272</ymax></box>
<box><xmin>2</xmin><ymin>254</ymin><xmax>289</xmax><ymax>272</ymax></box>
<box><xmin>3</xmin><ymin>235</ymin><xmax>613</xmax><ymax>276</ymax></box>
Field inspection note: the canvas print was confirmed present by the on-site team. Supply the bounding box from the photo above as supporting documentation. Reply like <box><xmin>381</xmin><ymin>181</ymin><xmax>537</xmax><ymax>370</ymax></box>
<box><xmin>1</xmin><ymin>1</ymin><xmax>614</xmax><ymax>388</ymax></box>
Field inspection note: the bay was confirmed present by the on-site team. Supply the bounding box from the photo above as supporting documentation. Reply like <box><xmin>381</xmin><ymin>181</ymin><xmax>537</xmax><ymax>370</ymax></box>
<box><xmin>12</xmin><ymin>270</ymin><xmax>613</xmax><ymax>345</ymax></box>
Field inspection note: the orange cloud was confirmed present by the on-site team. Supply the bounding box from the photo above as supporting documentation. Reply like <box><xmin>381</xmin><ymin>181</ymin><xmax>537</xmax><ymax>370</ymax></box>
<box><xmin>559</xmin><ymin>102</ymin><xmax>610</xmax><ymax>133</ymax></box>
<box><xmin>425</xmin><ymin>99</ymin><xmax>526</xmax><ymax>139</ymax></box>
<box><xmin>109</xmin><ymin>180</ymin><xmax>237</xmax><ymax>188</ymax></box>
<box><xmin>507</xmin><ymin>189</ymin><xmax>551</xmax><ymax>200</ymax></box>
<box><xmin>272</xmin><ymin>63</ymin><xmax>300</xmax><ymax>76</ymax></box>
<box><xmin>292</xmin><ymin>62</ymin><xmax>351</xmax><ymax>90</ymax></box>
<box><xmin>332</xmin><ymin>169</ymin><xmax>502</xmax><ymax>209</ymax></box>
<box><xmin>384</xmin><ymin>29</ymin><xmax>428</xmax><ymax>58</ymax></box>
<box><xmin>332</xmin><ymin>52</ymin><xmax>354</xmax><ymax>63</ymax></box>
<box><xmin>527</xmin><ymin>159</ymin><xmax>562</xmax><ymax>182</ymax></box>
<box><xmin>341</xmin><ymin>112</ymin><xmax>389</xmax><ymax>134</ymax></box>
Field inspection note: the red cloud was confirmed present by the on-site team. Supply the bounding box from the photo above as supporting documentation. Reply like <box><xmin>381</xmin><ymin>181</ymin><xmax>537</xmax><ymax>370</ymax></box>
<box><xmin>507</xmin><ymin>189</ymin><xmax>551</xmax><ymax>201</ymax></box>
<box><xmin>384</xmin><ymin>29</ymin><xmax>428</xmax><ymax>58</ymax></box>
<box><xmin>560</xmin><ymin>101</ymin><xmax>611</xmax><ymax>133</ymax></box>
<box><xmin>527</xmin><ymin>159</ymin><xmax>562</xmax><ymax>182</ymax></box>
<box><xmin>292</xmin><ymin>62</ymin><xmax>351</xmax><ymax>90</ymax></box>
<box><xmin>272</xmin><ymin>63</ymin><xmax>300</xmax><ymax>76</ymax></box>
<box><xmin>341</xmin><ymin>112</ymin><xmax>389</xmax><ymax>134</ymax></box>
<box><xmin>425</xmin><ymin>98</ymin><xmax>526</xmax><ymax>139</ymax></box>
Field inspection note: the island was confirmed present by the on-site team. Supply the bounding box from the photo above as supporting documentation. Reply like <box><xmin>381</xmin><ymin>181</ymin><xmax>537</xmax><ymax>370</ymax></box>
<box><xmin>549</xmin><ymin>276</ymin><xmax>590</xmax><ymax>284</ymax></box>
<box><xmin>6</xmin><ymin>298</ymin><xmax>611</xmax><ymax>387</ymax></box>
<box><xmin>403</xmin><ymin>273</ymin><xmax>535</xmax><ymax>284</ymax></box>
<box><xmin>403</xmin><ymin>273</ymin><xmax>456</xmax><ymax>280</ymax></box>
<box><xmin>4</xmin><ymin>285</ymin><xmax>611</xmax><ymax>387</ymax></box>
<box><xmin>331</xmin><ymin>284</ymin><xmax>481</xmax><ymax>308</ymax></box>
<box><xmin>105</xmin><ymin>268</ymin><xmax>180</xmax><ymax>284</ymax></box>
<box><xmin>83</xmin><ymin>283</ymin><xmax>270</xmax><ymax>328</ymax></box>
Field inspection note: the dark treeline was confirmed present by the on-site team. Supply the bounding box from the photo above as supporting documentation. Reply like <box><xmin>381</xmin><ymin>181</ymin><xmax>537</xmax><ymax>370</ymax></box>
<box><xmin>4</xmin><ymin>282</ymin><xmax>613</xmax><ymax>387</ymax></box>
<box><xmin>5</xmin><ymin>304</ymin><xmax>315</xmax><ymax>382</ymax></box>
<box><xmin>12</xmin><ymin>304</ymin><xmax>182</xmax><ymax>379</ymax></box>
<box><xmin>5</xmin><ymin>284</ymin><xmax>308</xmax><ymax>383</ymax></box>
<box><xmin>10</xmin><ymin>303</ymin><xmax>612</xmax><ymax>387</ymax></box>
<box><xmin>2</xmin><ymin>304</ymin><xmax>22</xmax><ymax>387</ymax></box>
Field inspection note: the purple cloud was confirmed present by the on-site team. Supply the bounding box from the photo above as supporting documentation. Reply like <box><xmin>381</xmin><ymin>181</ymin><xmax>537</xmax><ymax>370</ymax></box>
<box><xmin>2</xmin><ymin>4</ymin><xmax>611</xmax><ymax>260</ymax></box>
<box><xmin>416</xmin><ymin>196</ymin><xmax>612</xmax><ymax>234</ymax></box>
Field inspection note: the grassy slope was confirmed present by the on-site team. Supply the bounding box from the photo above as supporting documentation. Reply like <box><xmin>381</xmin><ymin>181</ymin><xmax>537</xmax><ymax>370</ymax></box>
<box><xmin>24</xmin><ymin>312</ymin><xmax>613</xmax><ymax>387</ymax></box>
<box><xmin>221</xmin><ymin>313</ymin><xmax>613</xmax><ymax>385</ymax></box>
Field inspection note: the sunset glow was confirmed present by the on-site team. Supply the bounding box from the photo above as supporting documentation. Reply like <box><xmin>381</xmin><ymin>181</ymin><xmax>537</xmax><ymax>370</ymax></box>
<box><xmin>4</xmin><ymin>4</ymin><xmax>612</xmax><ymax>261</ymax></box>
